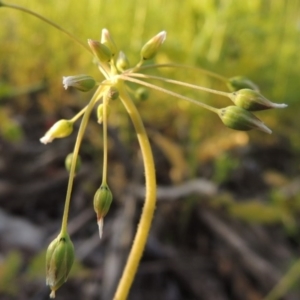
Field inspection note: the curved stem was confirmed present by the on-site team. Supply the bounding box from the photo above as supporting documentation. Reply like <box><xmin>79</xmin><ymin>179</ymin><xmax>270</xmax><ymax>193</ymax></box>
<box><xmin>1</xmin><ymin>2</ymin><xmax>90</xmax><ymax>53</ymax></box>
<box><xmin>119</xmin><ymin>74</ymin><xmax>219</xmax><ymax>113</ymax></box>
<box><xmin>114</xmin><ymin>81</ymin><xmax>156</xmax><ymax>300</ymax></box>
<box><xmin>60</xmin><ymin>86</ymin><xmax>104</xmax><ymax>234</ymax></box>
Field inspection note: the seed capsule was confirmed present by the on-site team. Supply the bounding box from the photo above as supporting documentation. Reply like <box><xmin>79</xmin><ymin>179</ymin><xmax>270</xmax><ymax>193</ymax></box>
<box><xmin>93</xmin><ymin>183</ymin><xmax>113</xmax><ymax>238</ymax></box>
<box><xmin>46</xmin><ymin>232</ymin><xmax>75</xmax><ymax>298</ymax></box>
<box><xmin>218</xmin><ymin>106</ymin><xmax>272</xmax><ymax>134</ymax></box>
<box><xmin>229</xmin><ymin>89</ymin><xmax>288</xmax><ymax>111</ymax></box>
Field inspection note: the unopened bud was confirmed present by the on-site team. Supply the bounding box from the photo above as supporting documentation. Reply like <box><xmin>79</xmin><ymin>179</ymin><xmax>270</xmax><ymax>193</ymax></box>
<box><xmin>65</xmin><ymin>153</ymin><xmax>81</xmax><ymax>173</ymax></box>
<box><xmin>218</xmin><ymin>106</ymin><xmax>272</xmax><ymax>134</ymax></box>
<box><xmin>227</xmin><ymin>76</ymin><xmax>259</xmax><ymax>92</ymax></box>
<box><xmin>141</xmin><ymin>31</ymin><xmax>167</xmax><ymax>60</ymax></box>
<box><xmin>97</xmin><ymin>104</ymin><xmax>111</xmax><ymax>124</ymax></box>
<box><xmin>88</xmin><ymin>39</ymin><xmax>112</xmax><ymax>63</ymax></box>
<box><xmin>93</xmin><ymin>183</ymin><xmax>113</xmax><ymax>238</ymax></box>
<box><xmin>108</xmin><ymin>86</ymin><xmax>119</xmax><ymax>101</ymax></box>
<box><xmin>40</xmin><ymin>120</ymin><xmax>73</xmax><ymax>144</ymax></box>
<box><xmin>135</xmin><ymin>87</ymin><xmax>149</xmax><ymax>101</ymax></box>
<box><xmin>101</xmin><ymin>28</ymin><xmax>117</xmax><ymax>57</ymax></box>
<box><xmin>62</xmin><ymin>75</ymin><xmax>96</xmax><ymax>92</ymax></box>
<box><xmin>46</xmin><ymin>232</ymin><xmax>75</xmax><ymax>298</ymax></box>
<box><xmin>229</xmin><ymin>89</ymin><xmax>288</xmax><ymax>111</ymax></box>
<box><xmin>116</xmin><ymin>51</ymin><xmax>130</xmax><ymax>71</ymax></box>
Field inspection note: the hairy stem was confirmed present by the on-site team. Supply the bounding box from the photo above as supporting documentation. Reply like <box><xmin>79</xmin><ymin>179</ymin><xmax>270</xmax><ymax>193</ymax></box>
<box><xmin>114</xmin><ymin>80</ymin><xmax>156</xmax><ymax>300</ymax></box>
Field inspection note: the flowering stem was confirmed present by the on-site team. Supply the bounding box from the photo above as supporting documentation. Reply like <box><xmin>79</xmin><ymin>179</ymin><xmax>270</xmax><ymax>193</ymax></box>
<box><xmin>60</xmin><ymin>86</ymin><xmax>104</xmax><ymax>235</ymax></box>
<box><xmin>114</xmin><ymin>80</ymin><xmax>156</xmax><ymax>300</ymax></box>
<box><xmin>119</xmin><ymin>74</ymin><xmax>219</xmax><ymax>113</ymax></box>
<box><xmin>1</xmin><ymin>2</ymin><xmax>90</xmax><ymax>53</ymax></box>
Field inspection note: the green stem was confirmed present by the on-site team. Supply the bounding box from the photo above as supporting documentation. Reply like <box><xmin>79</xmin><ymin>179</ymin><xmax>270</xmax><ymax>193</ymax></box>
<box><xmin>114</xmin><ymin>81</ymin><xmax>156</xmax><ymax>300</ymax></box>
<box><xmin>127</xmin><ymin>63</ymin><xmax>228</xmax><ymax>83</ymax></box>
<box><xmin>126</xmin><ymin>72</ymin><xmax>230</xmax><ymax>98</ymax></box>
<box><xmin>263</xmin><ymin>259</ymin><xmax>300</xmax><ymax>300</ymax></box>
<box><xmin>60</xmin><ymin>86</ymin><xmax>104</xmax><ymax>234</ymax></box>
<box><xmin>101</xmin><ymin>92</ymin><xmax>109</xmax><ymax>184</ymax></box>
<box><xmin>1</xmin><ymin>2</ymin><xmax>90</xmax><ymax>53</ymax></box>
<box><xmin>119</xmin><ymin>74</ymin><xmax>219</xmax><ymax>113</ymax></box>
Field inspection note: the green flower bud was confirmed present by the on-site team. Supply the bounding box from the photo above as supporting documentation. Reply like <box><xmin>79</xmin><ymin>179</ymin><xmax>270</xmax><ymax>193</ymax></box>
<box><xmin>97</xmin><ymin>104</ymin><xmax>111</xmax><ymax>124</ymax></box>
<box><xmin>229</xmin><ymin>89</ymin><xmax>288</xmax><ymax>111</ymax></box>
<box><xmin>46</xmin><ymin>232</ymin><xmax>75</xmax><ymax>298</ymax></box>
<box><xmin>135</xmin><ymin>87</ymin><xmax>149</xmax><ymax>101</ymax></box>
<box><xmin>107</xmin><ymin>86</ymin><xmax>119</xmax><ymax>101</ymax></box>
<box><xmin>88</xmin><ymin>39</ymin><xmax>112</xmax><ymax>63</ymax></box>
<box><xmin>65</xmin><ymin>153</ymin><xmax>81</xmax><ymax>173</ymax></box>
<box><xmin>116</xmin><ymin>51</ymin><xmax>130</xmax><ymax>71</ymax></box>
<box><xmin>227</xmin><ymin>76</ymin><xmax>259</xmax><ymax>92</ymax></box>
<box><xmin>141</xmin><ymin>31</ymin><xmax>167</xmax><ymax>60</ymax></box>
<box><xmin>62</xmin><ymin>74</ymin><xmax>96</xmax><ymax>92</ymax></box>
<box><xmin>218</xmin><ymin>106</ymin><xmax>272</xmax><ymax>134</ymax></box>
<box><xmin>40</xmin><ymin>120</ymin><xmax>73</xmax><ymax>144</ymax></box>
<box><xmin>93</xmin><ymin>183</ymin><xmax>113</xmax><ymax>238</ymax></box>
<box><xmin>101</xmin><ymin>28</ymin><xmax>117</xmax><ymax>57</ymax></box>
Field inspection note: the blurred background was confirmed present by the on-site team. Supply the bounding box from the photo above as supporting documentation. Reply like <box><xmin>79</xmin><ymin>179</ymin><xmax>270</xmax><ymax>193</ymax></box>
<box><xmin>0</xmin><ymin>0</ymin><xmax>300</xmax><ymax>299</ymax></box>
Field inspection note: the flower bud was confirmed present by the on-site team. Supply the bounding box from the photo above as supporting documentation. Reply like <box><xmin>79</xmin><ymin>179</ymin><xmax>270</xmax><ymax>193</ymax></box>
<box><xmin>93</xmin><ymin>183</ymin><xmax>113</xmax><ymax>238</ymax></box>
<box><xmin>218</xmin><ymin>106</ymin><xmax>272</xmax><ymax>134</ymax></box>
<box><xmin>141</xmin><ymin>31</ymin><xmax>167</xmax><ymax>60</ymax></box>
<box><xmin>135</xmin><ymin>87</ymin><xmax>149</xmax><ymax>101</ymax></box>
<box><xmin>88</xmin><ymin>39</ymin><xmax>112</xmax><ymax>63</ymax></box>
<box><xmin>229</xmin><ymin>89</ymin><xmax>288</xmax><ymax>111</ymax></box>
<box><xmin>107</xmin><ymin>86</ymin><xmax>119</xmax><ymax>101</ymax></box>
<box><xmin>40</xmin><ymin>120</ymin><xmax>73</xmax><ymax>144</ymax></box>
<box><xmin>62</xmin><ymin>75</ymin><xmax>96</xmax><ymax>92</ymax></box>
<box><xmin>116</xmin><ymin>51</ymin><xmax>130</xmax><ymax>71</ymax></box>
<box><xmin>97</xmin><ymin>104</ymin><xmax>111</xmax><ymax>124</ymax></box>
<box><xmin>65</xmin><ymin>153</ymin><xmax>81</xmax><ymax>173</ymax></box>
<box><xmin>46</xmin><ymin>232</ymin><xmax>75</xmax><ymax>298</ymax></box>
<box><xmin>101</xmin><ymin>28</ymin><xmax>117</xmax><ymax>57</ymax></box>
<box><xmin>227</xmin><ymin>76</ymin><xmax>259</xmax><ymax>92</ymax></box>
